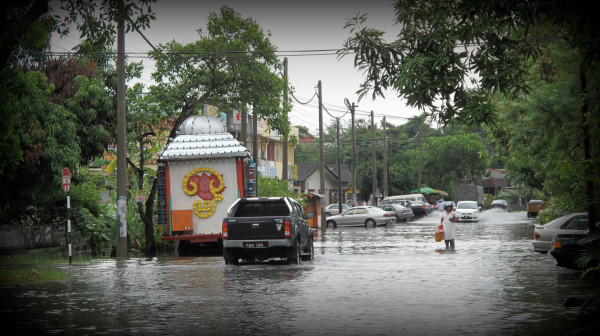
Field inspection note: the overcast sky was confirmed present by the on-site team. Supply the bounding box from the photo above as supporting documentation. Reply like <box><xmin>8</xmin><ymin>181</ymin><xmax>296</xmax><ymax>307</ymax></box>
<box><xmin>52</xmin><ymin>0</ymin><xmax>421</xmax><ymax>134</ymax></box>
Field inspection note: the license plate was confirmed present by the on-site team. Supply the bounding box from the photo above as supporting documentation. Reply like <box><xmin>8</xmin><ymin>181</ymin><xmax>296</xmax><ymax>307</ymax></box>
<box><xmin>244</xmin><ymin>242</ymin><xmax>268</xmax><ymax>248</ymax></box>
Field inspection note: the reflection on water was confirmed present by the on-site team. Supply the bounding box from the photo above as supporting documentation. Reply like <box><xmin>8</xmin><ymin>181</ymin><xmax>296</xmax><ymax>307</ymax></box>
<box><xmin>2</xmin><ymin>211</ymin><xmax>596</xmax><ymax>335</ymax></box>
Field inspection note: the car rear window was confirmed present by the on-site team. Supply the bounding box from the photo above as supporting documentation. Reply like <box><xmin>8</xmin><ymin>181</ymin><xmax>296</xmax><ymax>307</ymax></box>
<box><xmin>234</xmin><ymin>200</ymin><xmax>290</xmax><ymax>217</ymax></box>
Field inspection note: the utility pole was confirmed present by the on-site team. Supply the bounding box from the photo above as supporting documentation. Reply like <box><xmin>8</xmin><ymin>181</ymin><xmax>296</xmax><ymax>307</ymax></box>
<box><xmin>383</xmin><ymin>116</ymin><xmax>388</xmax><ymax>198</ymax></box>
<box><xmin>417</xmin><ymin>122</ymin><xmax>423</xmax><ymax>194</ymax></box>
<box><xmin>345</xmin><ymin>99</ymin><xmax>358</xmax><ymax>207</ymax></box>
<box><xmin>282</xmin><ymin>57</ymin><xmax>289</xmax><ymax>180</ymax></box>
<box><xmin>116</xmin><ymin>15</ymin><xmax>128</xmax><ymax>259</ymax></box>
<box><xmin>318</xmin><ymin>81</ymin><xmax>326</xmax><ymax>234</ymax></box>
<box><xmin>336</xmin><ymin>117</ymin><xmax>343</xmax><ymax>215</ymax></box>
<box><xmin>371</xmin><ymin>110</ymin><xmax>378</xmax><ymax>206</ymax></box>
<box><xmin>253</xmin><ymin>103</ymin><xmax>258</xmax><ymax>169</ymax></box>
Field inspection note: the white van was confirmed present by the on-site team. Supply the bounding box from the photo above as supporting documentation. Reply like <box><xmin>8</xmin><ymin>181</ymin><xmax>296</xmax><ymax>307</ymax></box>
<box><xmin>381</xmin><ymin>194</ymin><xmax>426</xmax><ymax>204</ymax></box>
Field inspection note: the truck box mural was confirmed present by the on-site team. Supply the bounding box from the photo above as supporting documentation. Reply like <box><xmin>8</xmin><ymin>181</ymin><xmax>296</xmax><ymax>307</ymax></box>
<box><xmin>157</xmin><ymin>115</ymin><xmax>250</xmax><ymax>254</ymax></box>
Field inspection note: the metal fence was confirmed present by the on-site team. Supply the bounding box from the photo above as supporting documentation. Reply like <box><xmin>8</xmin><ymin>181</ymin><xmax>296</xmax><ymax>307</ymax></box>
<box><xmin>0</xmin><ymin>223</ymin><xmax>65</xmax><ymax>250</ymax></box>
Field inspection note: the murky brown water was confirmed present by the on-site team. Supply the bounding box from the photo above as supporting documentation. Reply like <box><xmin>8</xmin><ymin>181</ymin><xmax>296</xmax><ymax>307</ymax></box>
<box><xmin>2</xmin><ymin>210</ymin><xmax>597</xmax><ymax>335</ymax></box>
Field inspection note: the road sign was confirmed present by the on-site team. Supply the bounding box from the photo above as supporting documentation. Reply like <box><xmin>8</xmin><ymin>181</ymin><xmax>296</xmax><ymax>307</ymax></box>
<box><xmin>62</xmin><ymin>168</ymin><xmax>71</xmax><ymax>192</ymax></box>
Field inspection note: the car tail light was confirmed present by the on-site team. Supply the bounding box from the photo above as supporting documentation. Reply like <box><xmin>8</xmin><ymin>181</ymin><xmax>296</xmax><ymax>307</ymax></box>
<box><xmin>534</xmin><ymin>231</ymin><xmax>540</xmax><ymax>239</ymax></box>
<box><xmin>421</xmin><ymin>206</ymin><xmax>426</xmax><ymax>210</ymax></box>
<box><xmin>553</xmin><ymin>241</ymin><xmax>562</xmax><ymax>249</ymax></box>
<box><xmin>222</xmin><ymin>221</ymin><xmax>228</xmax><ymax>239</ymax></box>
<box><xmin>284</xmin><ymin>220</ymin><xmax>291</xmax><ymax>237</ymax></box>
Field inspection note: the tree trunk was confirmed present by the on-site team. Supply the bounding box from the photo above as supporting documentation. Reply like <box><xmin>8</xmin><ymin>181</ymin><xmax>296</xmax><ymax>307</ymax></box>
<box><xmin>580</xmin><ymin>67</ymin><xmax>597</xmax><ymax>233</ymax></box>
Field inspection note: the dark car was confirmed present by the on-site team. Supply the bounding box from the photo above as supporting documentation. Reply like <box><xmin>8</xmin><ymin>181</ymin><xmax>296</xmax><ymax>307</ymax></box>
<box><xmin>408</xmin><ymin>201</ymin><xmax>431</xmax><ymax>217</ymax></box>
<box><xmin>549</xmin><ymin>222</ymin><xmax>600</xmax><ymax>269</ymax></box>
<box><xmin>490</xmin><ymin>199</ymin><xmax>511</xmax><ymax>212</ymax></box>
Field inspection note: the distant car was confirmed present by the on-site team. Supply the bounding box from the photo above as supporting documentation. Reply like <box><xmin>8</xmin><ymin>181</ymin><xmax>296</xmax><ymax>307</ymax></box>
<box><xmin>408</xmin><ymin>201</ymin><xmax>432</xmax><ymax>217</ymax></box>
<box><xmin>455</xmin><ymin>201</ymin><xmax>480</xmax><ymax>222</ymax></box>
<box><xmin>490</xmin><ymin>199</ymin><xmax>511</xmax><ymax>212</ymax></box>
<box><xmin>379</xmin><ymin>203</ymin><xmax>414</xmax><ymax>222</ymax></box>
<box><xmin>326</xmin><ymin>206</ymin><xmax>394</xmax><ymax>229</ymax></box>
<box><xmin>325</xmin><ymin>203</ymin><xmax>350</xmax><ymax>216</ymax></box>
<box><xmin>532</xmin><ymin>213</ymin><xmax>589</xmax><ymax>254</ymax></box>
<box><xmin>527</xmin><ymin>200</ymin><xmax>548</xmax><ymax>218</ymax></box>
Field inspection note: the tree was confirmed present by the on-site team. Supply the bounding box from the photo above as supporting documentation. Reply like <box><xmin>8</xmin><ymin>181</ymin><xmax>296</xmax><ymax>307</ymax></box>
<box><xmin>0</xmin><ymin>70</ymin><xmax>80</xmax><ymax>224</ymax></box>
<box><xmin>122</xmin><ymin>6</ymin><xmax>288</xmax><ymax>257</ymax></box>
<box><xmin>340</xmin><ymin>0</ymin><xmax>599</xmax><ymax>231</ymax></box>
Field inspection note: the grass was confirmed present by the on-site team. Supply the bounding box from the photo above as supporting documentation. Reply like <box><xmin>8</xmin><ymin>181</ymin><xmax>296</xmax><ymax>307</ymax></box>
<box><xmin>0</xmin><ymin>248</ymin><xmax>88</xmax><ymax>285</ymax></box>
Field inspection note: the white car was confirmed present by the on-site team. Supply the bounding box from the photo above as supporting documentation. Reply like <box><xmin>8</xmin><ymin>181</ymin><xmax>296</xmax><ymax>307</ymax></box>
<box><xmin>325</xmin><ymin>203</ymin><xmax>350</xmax><ymax>216</ymax></box>
<box><xmin>532</xmin><ymin>212</ymin><xmax>589</xmax><ymax>254</ymax></box>
<box><xmin>455</xmin><ymin>201</ymin><xmax>480</xmax><ymax>221</ymax></box>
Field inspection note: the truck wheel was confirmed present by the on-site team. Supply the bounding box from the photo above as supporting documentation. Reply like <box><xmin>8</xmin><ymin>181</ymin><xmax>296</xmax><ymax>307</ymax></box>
<box><xmin>302</xmin><ymin>239</ymin><xmax>314</xmax><ymax>261</ymax></box>
<box><xmin>365</xmin><ymin>219</ymin><xmax>376</xmax><ymax>228</ymax></box>
<box><xmin>326</xmin><ymin>220</ymin><xmax>336</xmax><ymax>229</ymax></box>
<box><xmin>288</xmin><ymin>243</ymin><xmax>301</xmax><ymax>265</ymax></box>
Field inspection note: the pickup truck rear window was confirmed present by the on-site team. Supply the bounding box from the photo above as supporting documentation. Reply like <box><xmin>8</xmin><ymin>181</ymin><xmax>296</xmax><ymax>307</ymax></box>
<box><xmin>234</xmin><ymin>201</ymin><xmax>290</xmax><ymax>217</ymax></box>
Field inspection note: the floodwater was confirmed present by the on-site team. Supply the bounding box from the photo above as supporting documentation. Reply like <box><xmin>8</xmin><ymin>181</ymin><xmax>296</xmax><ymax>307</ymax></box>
<box><xmin>2</xmin><ymin>210</ymin><xmax>597</xmax><ymax>335</ymax></box>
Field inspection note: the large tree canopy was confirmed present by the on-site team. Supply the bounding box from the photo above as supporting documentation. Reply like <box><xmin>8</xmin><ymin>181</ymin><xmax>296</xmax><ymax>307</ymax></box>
<box><xmin>149</xmin><ymin>6</ymin><xmax>288</xmax><ymax>140</ymax></box>
<box><xmin>339</xmin><ymin>0</ymin><xmax>599</xmax><ymax>126</ymax></box>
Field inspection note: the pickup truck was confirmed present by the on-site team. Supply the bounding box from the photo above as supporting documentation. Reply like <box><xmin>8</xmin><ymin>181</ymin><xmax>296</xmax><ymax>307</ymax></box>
<box><xmin>222</xmin><ymin>197</ymin><xmax>314</xmax><ymax>265</ymax></box>
<box><xmin>527</xmin><ymin>200</ymin><xmax>548</xmax><ymax>218</ymax></box>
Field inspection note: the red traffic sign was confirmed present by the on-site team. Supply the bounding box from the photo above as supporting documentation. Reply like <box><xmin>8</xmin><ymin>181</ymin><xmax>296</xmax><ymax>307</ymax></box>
<box><xmin>62</xmin><ymin>167</ymin><xmax>71</xmax><ymax>192</ymax></box>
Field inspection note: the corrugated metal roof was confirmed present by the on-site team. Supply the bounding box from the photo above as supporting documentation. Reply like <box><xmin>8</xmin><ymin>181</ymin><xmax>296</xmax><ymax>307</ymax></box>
<box><xmin>158</xmin><ymin>115</ymin><xmax>250</xmax><ymax>161</ymax></box>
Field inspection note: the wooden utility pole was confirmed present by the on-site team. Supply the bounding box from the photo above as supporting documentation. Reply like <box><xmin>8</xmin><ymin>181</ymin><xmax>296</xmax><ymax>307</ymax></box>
<box><xmin>318</xmin><ymin>81</ymin><xmax>326</xmax><ymax>233</ymax></box>
<box><xmin>417</xmin><ymin>122</ymin><xmax>423</xmax><ymax>194</ymax></box>
<box><xmin>351</xmin><ymin>102</ymin><xmax>357</xmax><ymax>206</ymax></box>
<box><xmin>282</xmin><ymin>57</ymin><xmax>289</xmax><ymax>180</ymax></box>
<box><xmin>383</xmin><ymin>117</ymin><xmax>388</xmax><ymax>198</ymax></box>
<box><xmin>116</xmin><ymin>15</ymin><xmax>128</xmax><ymax>259</ymax></box>
<box><xmin>336</xmin><ymin>117</ymin><xmax>343</xmax><ymax>215</ymax></box>
<box><xmin>371</xmin><ymin>110</ymin><xmax>378</xmax><ymax>205</ymax></box>
<box><xmin>253</xmin><ymin>103</ymin><xmax>258</xmax><ymax>169</ymax></box>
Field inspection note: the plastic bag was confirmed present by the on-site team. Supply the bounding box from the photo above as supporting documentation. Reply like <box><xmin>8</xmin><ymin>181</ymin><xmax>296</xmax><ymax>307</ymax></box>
<box><xmin>435</xmin><ymin>225</ymin><xmax>444</xmax><ymax>242</ymax></box>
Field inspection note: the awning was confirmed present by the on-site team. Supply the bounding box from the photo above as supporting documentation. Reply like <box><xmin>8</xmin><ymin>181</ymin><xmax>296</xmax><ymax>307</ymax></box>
<box><xmin>411</xmin><ymin>187</ymin><xmax>437</xmax><ymax>194</ymax></box>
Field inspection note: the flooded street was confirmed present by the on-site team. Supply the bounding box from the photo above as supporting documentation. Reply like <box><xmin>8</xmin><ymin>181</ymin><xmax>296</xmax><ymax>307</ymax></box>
<box><xmin>2</xmin><ymin>210</ymin><xmax>597</xmax><ymax>335</ymax></box>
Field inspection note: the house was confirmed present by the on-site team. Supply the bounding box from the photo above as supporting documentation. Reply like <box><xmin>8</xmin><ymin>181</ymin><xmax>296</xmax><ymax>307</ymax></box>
<box><xmin>482</xmin><ymin>168</ymin><xmax>511</xmax><ymax>195</ymax></box>
<box><xmin>294</xmin><ymin>163</ymin><xmax>353</xmax><ymax>205</ymax></box>
<box><xmin>224</xmin><ymin>110</ymin><xmax>298</xmax><ymax>180</ymax></box>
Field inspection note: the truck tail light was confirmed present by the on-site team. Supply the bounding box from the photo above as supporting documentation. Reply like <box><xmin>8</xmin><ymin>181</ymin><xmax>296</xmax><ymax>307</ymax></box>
<box><xmin>534</xmin><ymin>232</ymin><xmax>540</xmax><ymax>239</ymax></box>
<box><xmin>553</xmin><ymin>241</ymin><xmax>561</xmax><ymax>249</ymax></box>
<box><xmin>222</xmin><ymin>221</ymin><xmax>228</xmax><ymax>239</ymax></box>
<box><xmin>284</xmin><ymin>220</ymin><xmax>291</xmax><ymax>237</ymax></box>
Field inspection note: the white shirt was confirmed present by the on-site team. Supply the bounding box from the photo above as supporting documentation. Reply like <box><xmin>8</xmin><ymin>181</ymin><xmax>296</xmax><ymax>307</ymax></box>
<box><xmin>441</xmin><ymin>211</ymin><xmax>457</xmax><ymax>240</ymax></box>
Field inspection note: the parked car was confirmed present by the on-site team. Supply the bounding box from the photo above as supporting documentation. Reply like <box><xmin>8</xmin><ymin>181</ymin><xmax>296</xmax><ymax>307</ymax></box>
<box><xmin>527</xmin><ymin>200</ymin><xmax>548</xmax><ymax>218</ymax></box>
<box><xmin>455</xmin><ymin>201</ymin><xmax>480</xmax><ymax>222</ymax></box>
<box><xmin>532</xmin><ymin>212</ymin><xmax>589</xmax><ymax>254</ymax></box>
<box><xmin>378</xmin><ymin>203</ymin><xmax>414</xmax><ymax>222</ymax></box>
<box><xmin>325</xmin><ymin>203</ymin><xmax>350</xmax><ymax>216</ymax></box>
<box><xmin>549</xmin><ymin>222</ymin><xmax>600</xmax><ymax>269</ymax></box>
<box><xmin>490</xmin><ymin>199</ymin><xmax>511</xmax><ymax>212</ymax></box>
<box><xmin>326</xmin><ymin>206</ymin><xmax>394</xmax><ymax>229</ymax></box>
<box><xmin>409</xmin><ymin>201</ymin><xmax>432</xmax><ymax>217</ymax></box>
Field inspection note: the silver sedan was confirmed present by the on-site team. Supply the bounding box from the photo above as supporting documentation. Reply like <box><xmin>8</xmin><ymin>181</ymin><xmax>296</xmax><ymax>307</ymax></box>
<box><xmin>379</xmin><ymin>204</ymin><xmax>414</xmax><ymax>222</ymax></box>
<box><xmin>326</xmin><ymin>206</ymin><xmax>394</xmax><ymax>228</ymax></box>
<box><xmin>532</xmin><ymin>212</ymin><xmax>589</xmax><ymax>253</ymax></box>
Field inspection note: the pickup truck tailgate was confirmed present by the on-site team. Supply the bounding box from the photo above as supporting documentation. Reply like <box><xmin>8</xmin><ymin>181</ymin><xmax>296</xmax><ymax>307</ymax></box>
<box><xmin>226</xmin><ymin>217</ymin><xmax>289</xmax><ymax>240</ymax></box>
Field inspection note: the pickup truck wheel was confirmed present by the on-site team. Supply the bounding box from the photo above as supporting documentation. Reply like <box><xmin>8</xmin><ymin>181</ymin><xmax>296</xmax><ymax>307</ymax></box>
<box><xmin>365</xmin><ymin>219</ymin><xmax>376</xmax><ymax>228</ymax></box>
<box><xmin>288</xmin><ymin>243</ymin><xmax>301</xmax><ymax>265</ymax></box>
<box><xmin>326</xmin><ymin>220</ymin><xmax>336</xmax><ymax>229</ymax></box>
<box><xmin>302</xmin><ymin>239</ymin><xmax>314</xmax><ymax>261</ymax></box>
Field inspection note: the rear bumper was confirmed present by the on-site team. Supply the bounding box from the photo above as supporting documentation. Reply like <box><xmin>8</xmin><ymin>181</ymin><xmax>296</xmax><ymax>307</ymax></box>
<box><xmin>223</xmin><ymin>238</ymin><xmax>292</xmax><ymax>248</ymax></box>
<box><xmin>223</xmin><ymin>238</ymin><xmax>293</xmax><ymax>260</ymax></box>
<box><xmin>532</xmin><ymin>240</ymin><xmax>551</xmax><ymax>253</ymax></box>
<box><xmin>549</xmin><ymin>250</ymin><xmax>581</xmax><ymax>269</ymax></box>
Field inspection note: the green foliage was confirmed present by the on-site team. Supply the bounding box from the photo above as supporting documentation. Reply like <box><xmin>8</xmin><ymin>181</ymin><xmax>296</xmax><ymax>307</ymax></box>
<box><xmin>258</xmin><ymin>175</ymin><xmax>305</xmax><ymax>206</ymax></box>
<box><xmin>0</xmin><ymin>70</ymin><xmax>80</xmax><ymax>224</ymax></box>
<box><xmin>149</xmin><ymin>6</ymin><xmax>288</xmax><ymax>139</ymax></box>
